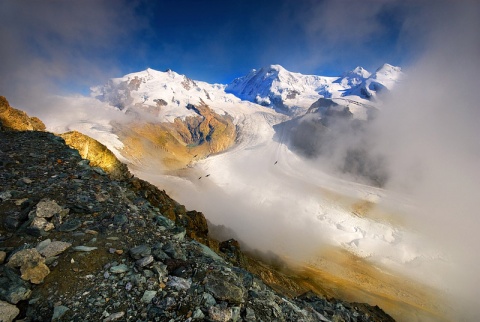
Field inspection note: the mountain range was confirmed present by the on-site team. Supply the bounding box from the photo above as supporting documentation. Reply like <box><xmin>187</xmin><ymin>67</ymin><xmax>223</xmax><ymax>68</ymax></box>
<box><xmin>93</xmin><ymin>63</ymin><xmax>403</xmax><ymax>118</ymax></box>
<box><xmin>84</xmin><ymin>64</ymin><xmax>403</xmax><ymax>173</ymax></box>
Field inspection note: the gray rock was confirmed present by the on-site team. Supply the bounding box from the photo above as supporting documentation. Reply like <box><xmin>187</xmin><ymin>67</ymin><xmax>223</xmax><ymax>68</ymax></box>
<box><xmin>195</xmin><ymin>242</ymin><xmax>224</xmax><ymax>262</ymax></box>
<box><xmin>103</xmin><ymin>311</ymin><xmax>125</xmax><ymax>322</ymax></box>
<box><xmin>0</xmin><ymin>251</ymin><xmax>6</xmax><ymax>264</ymax></box>
<box><xmin>151</xmin><ymin>247</ymin><xmax>170</xmax><ymax>261</ymax></box>
<box><xmin>152</xmin><ymin>263</ymin><xmax>168</xmax><ymax>281</ymax></box>
<box><xmin>166</xmin><ymin>276</ymin><xmax>191</xmax><ymax>291</ymax></box>
<box><xmin>129</xmin><ymin>245</ymin><xmax>151</xmax><ymax>260</ymax></box>
<box><xmin>73</xmin><ymin>246</ymin><xmax>97</xmax><ymax>252</ymax></box>
<box><xmin>0</xmin><ymin>191</ymin><xmax>12</xmax><ymax>201</ymax></box>
<box><xmin>113</xmin><ymin>214</ymin><xmax>128</xmax><ymax>226</ymax></box>
<box><xmin>231</xmin><ymin>307</ymin><xmax>241</xmax><ymax>322</ymax></box>
<box><xmin>22</xmin><ymin>177</ymin><xmax>33</xmax><ymax>184</ymax></box>
<box><xmin>208</xmin><ymin>306</ymin><xmax>233</xmax><ymax>322</ymax></box>
<box><xmin>141</xmin><ymin>290</ymin><xmax>157</xmax><ymax>304</ymax></box>
<box><xmin>170</xmin><ymin>226</ymin><xmax>186</xmax><ymax>241</ymax></box>
<box><xmin>192</xmin><ymin>308</ymin><xmax>205</xmax><ymax>319</ymax></box>
<box><xmin>153</xmin><ymin>215</ymin><xmax>174</xmax><ymax>228</ymax></box>
<box><xmin>0</xmin><ymin>267</ymin><xmax>32</xmax><ymax>304</ymax></box>
<box><xmin>109</xmin><ymin>264</ymin><xmax>129</xmax><ymax>274</ymax></box>
<box><xmin>205</xmin><ymin>271</ymin><xmax>245</xmax><ymax>304</ymax></box>
<box><xmin>201</xmin><ymin>292</ymin><xmax>217</xmax><ymax>307</ymax></box>
<box><xmin>162</xmin><ymin>241</ymin><xmax>185</xmax><ymax>260</ymax></box>
<box><xmin>51</xmin><ymin>305</ymin><xmax>69</xmax><ymax>321</ymax></box>
<box><xmin>131</xmin><ymin>274</ymin><xmax>146</xmax><ymax>286</ymax></box>
<box><xmin>0</xmin><ymin>300</ymin><xmax>19</xmax><ymax>322</ymax></box>
<box><xmin>57</xmin><ymin>219</ymin><xmax>82</xmax><ymax>232</ymax></box>
<box><xmin>37</xmin><ymin>241</ymin><xmax>71</xmax><ymax>258</ymax></box>
<box><xmin>3</xmin><ymin>215</ymin><xmax>22</xmax><ymax>231</ymax></box>
<box><xmin>35</xmin><ymin>199</ymin><xmax>63</xmax><ymax>218</ymax></box>
<box><xmin>245</xmin><ymin>307</ymin><xmax>256</xmax><ymax>321</ymax></box>
<box><xmin>35</xmin><ymin>239</ymin><xmax>52</xmax><ymax>252</ymax></box>
<box><xmin>135</xmin><ymin>255</ymin><xmax>153</xmax><ymax>268</ymax></box>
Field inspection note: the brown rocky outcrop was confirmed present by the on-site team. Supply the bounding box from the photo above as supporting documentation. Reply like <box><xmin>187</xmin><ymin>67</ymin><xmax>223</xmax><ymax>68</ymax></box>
<box><xmin>0</xmin><ymin>96</ymin><xmax>45</xmax><ymax>131</ymax></box>
<box><xmin>59</xmin><ymin>130</ymin><xmax>131</xmax><ymax>181</ymax></box>
<box><xmin>113</xmin><ymin>100</ymin><xmax>236</xmax><ymax>170</ymax></box>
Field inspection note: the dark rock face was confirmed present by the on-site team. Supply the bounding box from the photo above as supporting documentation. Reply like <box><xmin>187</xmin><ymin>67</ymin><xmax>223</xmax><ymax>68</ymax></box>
<box><xmin>0</xmin><ymin>128</ymin><xmax>394</xmax><ymax>321</ymax></box>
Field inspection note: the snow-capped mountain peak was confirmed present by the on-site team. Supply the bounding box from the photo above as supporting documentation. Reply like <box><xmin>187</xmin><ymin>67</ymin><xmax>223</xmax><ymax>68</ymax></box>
<box><xmin>336</xmin><ymin>66</ymin><xmax>371</xmax><ymax>88</ymax></box>
<box><xmin>226</xmin><ymin>64</ymin><xmax>336</xmax><ymax>114</ymax></box>
<box><xmin>225</xmin><ymin>63</ymin><xmax>401</xmax><ymax>115</ymax></box>
<box><xmin>92</xmin><ymin>63</ymin><xmax>403</xmax><ymax>121</ymax></box>
<box><xmin>90</xmin><ymin>68</ymin><xmax>267</xmax><ymax>122</ymax></box>
<box><xmin>372</xmin><ymin>63</ymin><xmax>403</xmax><ymax>84</ymax></box>
<box><xmin>346</xmin><ymin>66</ymin><xmax>371</xmax><ymax>78</ymax></box>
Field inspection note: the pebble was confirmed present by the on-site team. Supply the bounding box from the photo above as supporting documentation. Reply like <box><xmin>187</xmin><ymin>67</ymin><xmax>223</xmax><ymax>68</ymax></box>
<box><xmin>51</xmin><ymin>305</ymin><xmax>69</xmax><ymax>321</ymax></box>
<box><xmin>73</xmin><ymin>246</ymin><xmax>98</xmax><ymax>252</ymax></box>
<box><xmin>109</xmin><ymin>264</ymin><xmax>129</xmax><ymax>274</ymax></box>
<box><xmin>135</xmin><ymin>255</ymin><xmax>154</xmax><ymax>268</ymax></box>
<box><xmin>103</xmin><ymin>311</ymin><xmax>125</xmax><ymax>322</ymax></box>
<box><xmin>57</xmin><ymin>219</ymin><xmax>82</xmax><ymax>232</ymax></box>
<box><xmin>141</xmin><ymin>290</ymin><xmax>157</xmax><ymax>303</ymax></box>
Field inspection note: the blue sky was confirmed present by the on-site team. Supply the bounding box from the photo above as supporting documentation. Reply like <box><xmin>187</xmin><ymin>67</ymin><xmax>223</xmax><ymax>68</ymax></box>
<box><xmin>0</xmin><ymin>0</ymin><xmax>467</xmax><ymax>100</ymax></box>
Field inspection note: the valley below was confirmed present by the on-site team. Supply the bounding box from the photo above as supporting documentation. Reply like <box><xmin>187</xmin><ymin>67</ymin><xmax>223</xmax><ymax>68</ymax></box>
<box><xmin>128</xmin><ymin>108</ymin><xmax>452</xmax><ymax>322</ymax></box>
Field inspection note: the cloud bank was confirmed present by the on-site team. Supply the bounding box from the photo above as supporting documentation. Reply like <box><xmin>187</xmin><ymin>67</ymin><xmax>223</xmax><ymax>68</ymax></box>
<box><xmin>0</xmin><ymin>0</ymin><xmax>143</xmax><ymax>107</ymax></box>
<box><xmin>372</xmin><ymin>2</ymin><xmax>480</xmax><ymax>314</ymax></box>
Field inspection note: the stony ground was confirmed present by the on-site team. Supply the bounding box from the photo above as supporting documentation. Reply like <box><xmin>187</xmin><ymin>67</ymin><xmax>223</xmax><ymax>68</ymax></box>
<box><xmin>0</xmin><ymin>129</ymin><xmax>395</xmax><ymax>322</ymax></box>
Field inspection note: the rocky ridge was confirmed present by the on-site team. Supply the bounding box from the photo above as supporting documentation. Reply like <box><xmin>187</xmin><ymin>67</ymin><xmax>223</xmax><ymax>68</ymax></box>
<box><xmin>0</xmin><ymin>97</ymin><xmax>45</xmax><ymax>132</ymax></box>
<box><xmin>0</xmin><ymin>98</ymin><xmax>394</xmax><ymax>321</ymax></box>
<box><xmin>113</xmin><ymin>100</ymin><xmax>237</xmax><ymax>170</ymax></box>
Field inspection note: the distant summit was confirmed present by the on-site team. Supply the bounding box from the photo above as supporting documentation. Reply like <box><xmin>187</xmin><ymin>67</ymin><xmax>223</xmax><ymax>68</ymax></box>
<box><xmin>226</xmin><ymin>64</ymin><xmax>403</xmax><ymax>114</ymax></box>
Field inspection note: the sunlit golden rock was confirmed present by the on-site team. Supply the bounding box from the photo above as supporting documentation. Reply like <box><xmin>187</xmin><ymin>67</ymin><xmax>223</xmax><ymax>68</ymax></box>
<box><xmin>113</xmin><ymin>101</ymin><xmax>236</xmax><ymax>170</ymax></box>
<box><xmin>59</xmin><ymin>131</ymin><xmax>131</xmax><ymax>181</ymax></box>
<box><xmin>0</xmin><ymin>96</ymin><xmax>45</xmax><ymax>131</ymax></box>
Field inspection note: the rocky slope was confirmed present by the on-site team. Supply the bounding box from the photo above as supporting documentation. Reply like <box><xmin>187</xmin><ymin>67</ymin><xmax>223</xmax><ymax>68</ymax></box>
<box><xmin>0</xmin><ymin>102</ymin><xmax>395</xmax><ymax>321</ymax></box>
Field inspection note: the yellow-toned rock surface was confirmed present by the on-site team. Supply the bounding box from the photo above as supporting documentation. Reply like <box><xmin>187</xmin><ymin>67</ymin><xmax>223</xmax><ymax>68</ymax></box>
<box><xmin>59</xmin><ymin>131</ymin><xmax>131</xmax><ymax>180</ymax></box>
<box><xmin>0</xmin><ymin>96</ymin><xmax>45</xmax><ymax>131</ymax></box>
